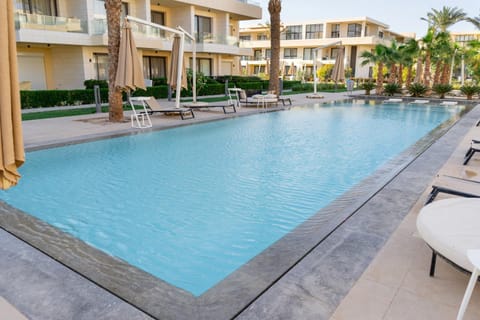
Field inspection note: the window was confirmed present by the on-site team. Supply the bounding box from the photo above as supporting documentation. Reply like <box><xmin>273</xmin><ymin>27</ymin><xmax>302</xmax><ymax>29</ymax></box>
<box><xmin>239</xmin><ymin>35</ymin><xmax>251</xmax><ymax>41</ymax></box>
<box><xmin>303</xmin><ymin>48</ymin><xmax>314</xmax><ymax>60</ymax></box>
<box><xmin>143</xmin><ymin>56</ymin><xmax>166</xmax><ymax>79</ymax></box>
<box><xmin>281</xmin><ymin>25</ymin><xmax>302</xmax><ymax>40</ymax></box>
<box><xmin>284</xmin><ymin>48</ymin><xmax>298</xmax><ymax>58</ymax></box>
<box><xmin>330</xmin><ymin>48</ymin><xmax>339</xmax><ymax>59</ymax></box>
<box><xmin>190</xmin><ymin>58</ymin><xmax>212</xmax><ymax>76</ymax></box>
<box><xmin>151</xmin><ymin>11</ymin><xmax>165</xmax><ymax>36</ymax></box>
<box><xmin>93</xmin><ymin>53</ymin><xmax>109</xmax><ymax>80</ymax></box>
<box><xmin>265</xmin><ymin>49</ymin><xmax>271</xmax><ymax>59</ymax></box>
<box><xmin>254</xmin><ymin>65</ymin><xmax>266</xmax><ymax>74</ymax></box>
<box><xmin>257</xmin><ymin>34</ymin><xmax>268</xmax><ymax>40</ymax></box>
<box><xmin>94</xmin><ymin>1</ymin><xmax>128</xmax><ymax>19</ymax></box>
<box><xmin>455</xmin><ymin>35</ymin><xmax>476</xmax><ymax>43</ymax></box>
<box><xmin>331</xmin><ymin>24</ymin><xmax>340</xmax><ymax>38</ymax></box>
<box><xmin>347</xmin><ymin>23</ymin><xmax>362</xmax><ymax>37</ymax></box>
<box><xmin>18</xmin><ymin>0</ymin><xmax>57</xmax><ymax>15</ymax></box>
<box><xmin>195</xmin><ymin>15</ymin><xmax>212</xmax><ymax>42</ymax></box>
<box><xmin>306</xmin><ymin>24</ymin><xmax>323</xmax><ymax>39</ymax></box>
<box><xmin>253</xmin><ymin>49</ymin><xmax>262</xmax><ymax>60</ymax></box>
<box><xmin>378</xmin><ymin>30</ymin><xmax>384</xmax><ymax>38</ymax></box>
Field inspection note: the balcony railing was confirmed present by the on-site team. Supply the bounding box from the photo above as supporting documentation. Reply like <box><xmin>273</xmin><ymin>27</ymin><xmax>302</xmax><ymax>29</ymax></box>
<box><xmin>236</xmin><ymin>0</ymin><xmax>260</xmax><ymax>5</ymax></box>
<box><xmin>196</xmin><ymin>33</ymin><xmax>239</xmax><ymax>46</ymax></box>
<box><xmin>15</xmin><ymin>12</ymin><xmax>87</xmax><ymax>33</ymax></box>
<box><xmin>91</xmin><ymin>19</ymin><xmax>169</xmax><ymax>40</ymax></box>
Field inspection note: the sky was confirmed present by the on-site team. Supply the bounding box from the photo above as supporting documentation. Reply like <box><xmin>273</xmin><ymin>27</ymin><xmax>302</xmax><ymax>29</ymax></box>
<box><xmin>240</xmin><ymin>0</ymin><xmax>479</xmax><ymax>37</ymax></box>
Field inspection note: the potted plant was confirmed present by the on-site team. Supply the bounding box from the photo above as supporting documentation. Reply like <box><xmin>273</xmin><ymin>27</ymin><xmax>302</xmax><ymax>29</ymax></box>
<box><xmin>460</xmin><ymin>84</ymin><xmax>480</xmax><ymax>100</ymax></box>
<box><xmin>361</xmin><ymin>81</ymin><xmax>375</xmax><ymax>95</ymax></box>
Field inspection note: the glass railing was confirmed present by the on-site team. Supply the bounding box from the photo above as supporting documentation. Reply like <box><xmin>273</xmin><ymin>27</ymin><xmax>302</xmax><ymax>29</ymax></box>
<box><xmin>14</xmin><ymin>12</ymin><xmax>87</xmax><ymax>33</ymax></box>
<box><xmin>236</xmin><ymin>0</ymin><xmax>260</xmax><ymax>5</ymax></box>
<box><xmin>196</xmin><ymin>33</ymin><xmax>239</xmax><ymax>46</ymax></box>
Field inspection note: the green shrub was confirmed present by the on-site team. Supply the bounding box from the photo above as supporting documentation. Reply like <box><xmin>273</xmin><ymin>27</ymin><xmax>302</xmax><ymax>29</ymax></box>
<box><xmin>131</xmin><ymin>86</ymin><xmax>169</xmax><ymax>99</ymax></box>
<box><xmin>407</xmin><ymin>82</ymin><xmax>428</xmax><ymax>97</ymax></box>
<box><xmin>318</xmin><ymin>64</ymin><xmax>333</xmax><ymax>81</ymax></box>
<box><xmin>84</xmin><ymin>79</ymin><xmax>108</xmax><ymax>89</ymax></box>
<box><xmin>237</xmin><ymin>82</ymin><xmax>263</xmax><ymax>90</ymax></box>
<box><xmin>292</xmin><ymin>83</ymin><xmax>314</xmax><ymax>92</ymax></box>
<box><xmin>317</xmin><ymin>83</ymin><xmax>346</xmax><ymax>90</ymax></box>
<box><xmin>432</xmin><ymin>83</ymin><xmax>453</xmax><ymax>99</ymax></box>
<box><xmin>460</xmin><ymin>84</ymin><xmax>480</xmax><ymax>100</ymax></box>
<box><xmin>361</xmin><ymin>82</ymin><xmax>375</xmax><ymax>95</ymax></box>
<box><xmin>283</xmin><ymin>80</ymin><xmax>302</xmax><ymax>90</ymax></box>
<box><xmin>198</xmin><ymin>83</ymin><xmax>226</xmax><ymax>96</ymax></box>
<box><xmin>151</xmin><ymin>78</ymin><xmax>167</xmax><ymax>86</ymax></box>
<box><xmin>383</xmin><ymin>83</ymin><xmax>401</xmax><ymax>96</ymax></box>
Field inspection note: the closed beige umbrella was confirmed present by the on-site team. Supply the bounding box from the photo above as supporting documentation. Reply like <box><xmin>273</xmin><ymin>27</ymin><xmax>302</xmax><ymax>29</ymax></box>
<box><xmin>115</xmin><ymin>19</ymin><xmax>146</xmax><ymax>91</ymax></box>
<box><xmin>331</xmin><ymin>46</ymin><xmax>345</xmax><ymax>83</ymax></box>
<box><xmin>168</xmin><ymin>35</ymin><xmax>188</xmax><ymax>90</ymax></box>
<box><xmin>0</xmin><ymin>0</ymin><xmax>25</xmax><ymax>189</ymax></box>
<box><xmin>287</xmin><ymin>62</ymin><xmax>295</xmax><ymax>76</ymax></box>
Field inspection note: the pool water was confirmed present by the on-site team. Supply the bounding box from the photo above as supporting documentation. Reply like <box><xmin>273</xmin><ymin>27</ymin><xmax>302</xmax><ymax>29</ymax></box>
<box><xmin>0</xmin><ymin>101</ymin><xmax>461</xmax><ymax>296</ymax></box>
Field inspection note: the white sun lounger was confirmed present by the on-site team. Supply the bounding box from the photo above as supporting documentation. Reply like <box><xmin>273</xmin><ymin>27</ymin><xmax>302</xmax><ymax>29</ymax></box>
<box><xmin>410</xmin><ymin>100</ymin><xmax>430</xmax><ymax>104</ymax></box>
<box><xmin>441</xmin><ymin>101</ymin><xmax>458</xmax><ymax>105</ymax></box>
<box><xmin>383</xmin><ymin>98</ymin><xmax>403</xmax><ymax>104</ymax></box>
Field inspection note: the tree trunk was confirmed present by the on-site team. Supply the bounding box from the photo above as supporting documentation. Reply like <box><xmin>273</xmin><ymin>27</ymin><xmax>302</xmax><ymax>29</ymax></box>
<box><xmin>433</xmin><ymin>61</ymin><xmax>442</xmax><ymax>86</ymax></box>
<box><xmin>415</xmin><ymin>56</ymin><xmax>423</xmax><ymax>83</ymax></box>
<box><xmin>268</xmin><ymin>0</ymin><xmax>281</xmax><ymax>95</ymax></box>
<box><xmin>105</xmin><ymin>0</ymin><xmax>124</xmax><ymax>122</ymax></box>
<box><xmin>398</xmin><ymin>64</ymin><xmax>404</xmax><ymax>87</ymax></box>
<box><xmin>423</xmin><ymin>51</ymin><xmax>431</xmax><ymax>87</ymax></box>
<box><xmin>441</xmin><ymin>62</ymin><xmax>450</xmax><ymax>84</ymax></box>
<box><xmin>388</xmin><ymin>64</ymin><xmax>396</xmax><ymax>83</ymax></box>
<box><xmin>376</xmin><ymin>62</ymin><xmax>384</xmax><ymax>95</ymax></box>
<box><xmin>406</xmin><ymin>66</ymin><xmax>413</xmax><ymax>88</ymax></box>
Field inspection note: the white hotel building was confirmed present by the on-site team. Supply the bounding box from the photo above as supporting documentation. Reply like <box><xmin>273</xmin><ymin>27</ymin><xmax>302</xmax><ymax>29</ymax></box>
<box><xmin>239</xmin><ymin>17</ymin><xmax>411</xmax><ymax>79</ymax></box>
<box><xmin>14</xmin><ymin>0</ymin><xmax>261</xmax><ymax>90</ymax></box>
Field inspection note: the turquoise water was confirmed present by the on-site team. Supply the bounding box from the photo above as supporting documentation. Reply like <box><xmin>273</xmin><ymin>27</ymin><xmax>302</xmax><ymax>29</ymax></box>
<box><xmin>0</xmin><ymin>101</ymin><xmax>460</xmax><ymax>296</ymax></box>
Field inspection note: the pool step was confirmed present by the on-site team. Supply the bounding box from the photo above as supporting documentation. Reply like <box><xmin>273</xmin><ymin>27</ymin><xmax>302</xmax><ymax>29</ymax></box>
<box><xmin>0</xmin><ymin>297</ymin><xmax>28</xmax><ymax>320</ymax></box>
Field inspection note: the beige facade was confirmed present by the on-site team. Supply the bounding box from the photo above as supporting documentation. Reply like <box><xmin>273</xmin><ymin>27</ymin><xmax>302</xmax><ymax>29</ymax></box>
<box><xmin>14</xmin><ymin>0</ymin><xmax>261</xmax><ymax>90</ymax></box>
<box><xmin>239</xmin><ymin>17</ymin><xmax>410</xmax><ymax>80</ymax></box>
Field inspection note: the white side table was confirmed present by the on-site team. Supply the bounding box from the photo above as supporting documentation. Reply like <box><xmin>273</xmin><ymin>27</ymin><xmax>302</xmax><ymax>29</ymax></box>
<box><xmin>457</xmin><ymin>249</ymin><xmax>480</xmax><ymax>320</ymax></box>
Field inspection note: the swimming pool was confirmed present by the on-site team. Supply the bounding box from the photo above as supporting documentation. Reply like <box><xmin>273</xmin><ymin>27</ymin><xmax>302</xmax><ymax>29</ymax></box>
<box><xmin>0</xmin><ymin>101</ymin><xmax>462</xmax><ymax>298</ymax></box>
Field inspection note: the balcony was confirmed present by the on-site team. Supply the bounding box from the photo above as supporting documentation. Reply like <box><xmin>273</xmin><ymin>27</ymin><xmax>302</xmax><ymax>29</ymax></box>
<box><xmin>196</xmin><ymin>33</ymin><xmax>239</xmax><ymax>46</ymax></box>
<box><xmin>15</xmin><ymin>12</ymin><xmax>87</xmax><ymax>33</ymax></box>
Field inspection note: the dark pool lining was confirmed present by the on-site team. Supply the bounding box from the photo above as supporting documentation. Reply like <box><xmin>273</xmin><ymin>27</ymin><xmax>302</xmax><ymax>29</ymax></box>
<box><xmin>0</xmin><ymin>100</ymin><xmax>472</xmax><ymax>319</ymax></box>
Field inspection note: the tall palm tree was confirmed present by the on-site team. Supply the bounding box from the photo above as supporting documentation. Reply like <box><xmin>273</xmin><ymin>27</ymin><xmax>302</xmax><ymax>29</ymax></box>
<box><xmin>384</xmin><ymin>40</ymin><xmax>401</xmax><ymax>84</ymax></box>
<box><xmin>360</xmin><ymin>44</ymin><xmax>388</xmax><ymax>95</ymax></box>
<box><xmin>421</xmin><ymin>28</ymin><xmax>435</xmax><ymax>87</ymax></box>
<box><xmin>268</xmin><ymin>0</ymin><xmax>281</xmax><ymax>95</ymax></box>
<box><xmin>105</xmin><ymin>0</ymin><xmax>123</xmax><ymax>122</ymax></box>
<box><xmin>421</xmin><ymin>6</ymin><xmax>467</xmax><ymax>32</ymax></box>
<box><xmin>399</xmin><ymin>38</ymin><xmax>420</xmax><ymax>87</ymax></box>
<box><xmin>468</xmin><ymin>14</ymin><xmax>480</xmax><ymax>29</ymax></box>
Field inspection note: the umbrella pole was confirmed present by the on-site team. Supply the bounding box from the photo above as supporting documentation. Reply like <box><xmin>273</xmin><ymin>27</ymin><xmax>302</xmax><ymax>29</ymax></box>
<box><xmin>175</xmin><ymin>33</ymin><xmax>185</xmax><ymax>109</ymax></box>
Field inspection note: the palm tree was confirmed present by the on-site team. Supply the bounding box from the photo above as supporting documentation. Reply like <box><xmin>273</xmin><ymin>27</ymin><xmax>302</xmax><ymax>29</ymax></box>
<box><xmin>384</xmin><ymin>40</ymin><xmax>401</xmax><ymax>84</ymax></box>
<box><xmin>105</xmin><ymin>0</ymin><xmax>123</xmax><ymax>122</ymax></box>
<box><xmin>421</xmin><ymin>6</ymin><xmax>467</xmax><ymax>32</ymax></box>
<box><xmin>468</xmin><ymin>14</ymin><xmax>480</xmax><ymax>29</ymax></box>
<box><xmin>421</xmin><ymin>28</ymin><xmax>435</xmax><ymax>87</ymax></box>
<box><xmin>268</xmin><ymin>0</ymin><xmax>281</xmax><ymax>95</ymax></box>
<box><xmin>360</xmin><ymin>44</ymin><xmax>388</xmax><ymax>95</ymax></box>
<box><xmin>399</xmin><ymin>39</ymin><xmax>420</xmax><ymax>87</ymax></box>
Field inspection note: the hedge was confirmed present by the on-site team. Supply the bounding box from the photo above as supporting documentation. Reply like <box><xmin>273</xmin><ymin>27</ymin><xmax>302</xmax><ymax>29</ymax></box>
<box><xmin>20</xmin><ymin>86</ymin><xmax>169</xmax><ymax>109</ymax></box>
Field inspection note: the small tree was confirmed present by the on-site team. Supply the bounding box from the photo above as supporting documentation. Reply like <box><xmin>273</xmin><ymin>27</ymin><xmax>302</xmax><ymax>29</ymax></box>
<box><xmin>361</xmin><ymin>82</ymin><xmax>375</xmax><ymax>95</ymax></box>
<box><xmin>432</xmin><ymin>83</ymin><xmax>453</xmax><ymax>99</ymax></box>
<box><xmin>460</xmin><ymin>84</ymin><xmax>480</xmax><ymax>100</ymax></box>
<box><xmin>408</xmin><ymin>82</ymin><xmax>429</xmax><ymax>97</ymax></box>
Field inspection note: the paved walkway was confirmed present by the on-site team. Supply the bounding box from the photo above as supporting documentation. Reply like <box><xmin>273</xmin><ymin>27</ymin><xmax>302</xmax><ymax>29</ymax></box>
<box><xmin>331</xmin><ymin>113</ymin><xmax>480</xmax><ymax>320</ymax></box>
<box><xmin>1</xmin><ymin>91</ymin><xmax>479</xmax><ymax>319</ymax></box>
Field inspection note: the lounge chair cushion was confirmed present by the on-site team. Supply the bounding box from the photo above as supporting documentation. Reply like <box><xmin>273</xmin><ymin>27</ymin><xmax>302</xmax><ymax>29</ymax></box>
<box><xmin>417</xmin><ymin>198</ymin><xmax>480</xmax><ymax>273</ymax></box>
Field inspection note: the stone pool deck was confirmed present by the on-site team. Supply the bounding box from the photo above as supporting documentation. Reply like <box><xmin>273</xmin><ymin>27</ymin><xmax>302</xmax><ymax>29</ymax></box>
<box><xmin>1</xmin><ymin>92</ymin><xmax>479</xmax><ymax>319</ymax></box>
